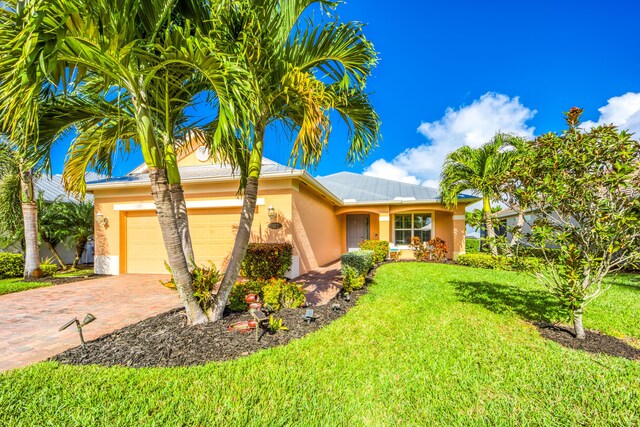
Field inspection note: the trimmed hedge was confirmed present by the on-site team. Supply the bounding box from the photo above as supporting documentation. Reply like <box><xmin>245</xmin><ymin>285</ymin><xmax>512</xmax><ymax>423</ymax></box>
<box><xmin>342</xmin><ymin>265</ymin><xmax>365</xmax><ymax>293</ymax></box>
<box><xmin>241</xmin><ymin>243</ymin><xmax>293</xmax><ymax>280</ymax></box>
<box><xmin>465</xmin><ymin>238</ymin><xmax>481</xmax><ymax>254</ymax></box>
<box><xmin>40</xmin><ymin>263</ymin><xmax>58</xmax><ymax>278</ymax></box>
<box><xmin>358</xmin><ymin>240</ymin><xmax>389</xmax><ymax>264</ymax></box>
<box><xmin>456</xmin><ymin>253</ymin><xmax>540</xmax><ymax>272</ymax></box>
<box><xmin>341</xmin><ymin>250</ymin><xmax>374</xmax><ymax>277</ymax></box>
<box><xmin>0</xmin><ymin>253</ymin><xmax>24</xmax><ymax>278</ymax></box>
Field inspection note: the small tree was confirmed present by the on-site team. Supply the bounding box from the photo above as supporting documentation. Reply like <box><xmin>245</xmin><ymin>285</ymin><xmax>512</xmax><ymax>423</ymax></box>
<box><xmin>59</xmin><ymin>200</ymin><xmax>94</xmax><ymax>270</ymax></box>
<box><xmin>37</xmin><ymin>195</ymin><xmax>69</xmax><ymax>269</ymax></box>
<box><xmin>515</xmin><ymin>107</ymin><xmax>640</xmax><ymax>339</ymax></box>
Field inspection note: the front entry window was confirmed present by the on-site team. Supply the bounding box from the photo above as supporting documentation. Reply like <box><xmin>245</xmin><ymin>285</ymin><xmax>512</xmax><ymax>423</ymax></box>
<box><xmin>394</xmin><ymin>213</ymin><xmax>432</xmax><ymax>245</ymax></box>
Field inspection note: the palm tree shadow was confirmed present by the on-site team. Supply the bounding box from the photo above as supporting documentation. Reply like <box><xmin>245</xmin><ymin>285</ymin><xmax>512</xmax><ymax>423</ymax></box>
<box><xmin>452</xmin><ymin>279</ymin><xmax>564</xmax><ymax>323</ymax></box>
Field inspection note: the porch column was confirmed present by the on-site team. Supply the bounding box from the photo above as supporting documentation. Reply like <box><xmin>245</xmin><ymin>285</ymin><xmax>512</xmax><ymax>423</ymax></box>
<box><xmin>452</xmin><ymin>209</ymin><xmax>466</xmax><ymax>259</ymax></box>
<box><xmin>378</xmin><ymin>213</ymin><xmax>390</xmax><ymax>242</ymax></box>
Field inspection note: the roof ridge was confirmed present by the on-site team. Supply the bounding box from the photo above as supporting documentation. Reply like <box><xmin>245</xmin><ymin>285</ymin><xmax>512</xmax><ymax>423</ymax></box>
<box><xmin>319</xmin><ymin>171</ymin><xmax>439</xmax><ymax>191</ymax></box>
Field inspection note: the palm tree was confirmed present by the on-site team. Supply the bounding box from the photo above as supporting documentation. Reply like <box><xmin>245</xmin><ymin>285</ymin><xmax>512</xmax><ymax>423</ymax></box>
<box><xmin>0</xmin><ymin>143</ymin><xmax>23</xmax><ymax>250</ymax></box>
<box><xmin>440</xmin><ymin>133</ymin><xmax>520</xmax><ymax>255</ymax></box>
<box><xmin>58</xmin><ymin>200</ymin><xmax>94</xmax><ymax>270</ymax></box>
<box><xmin>2</xmin><ymin>0</ymin><xmax>252</xmax><ymax>324</ymax></box>
<box><xmin>206</xmin><ymin>0</ymin><xmax>381</xmax><ymax>320</ymax></box>
<box><xmin>37</xmin><ymin>195</ymin><xmax>69</xmax><ymax>269</ymax></box>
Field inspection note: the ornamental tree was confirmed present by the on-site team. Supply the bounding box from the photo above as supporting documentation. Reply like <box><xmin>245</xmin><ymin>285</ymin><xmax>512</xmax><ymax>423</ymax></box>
<box><xmin>515</xmin><ymin>107</ymin><xmax>640</xmax><ymax>339</ymax></box>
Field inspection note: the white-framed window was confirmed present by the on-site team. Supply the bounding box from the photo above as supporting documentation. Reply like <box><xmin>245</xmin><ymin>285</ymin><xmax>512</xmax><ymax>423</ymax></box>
<box><xmin>394</xmin><ymin>213</ymin><xmax>432</xmax><ymax>245</ymax></box>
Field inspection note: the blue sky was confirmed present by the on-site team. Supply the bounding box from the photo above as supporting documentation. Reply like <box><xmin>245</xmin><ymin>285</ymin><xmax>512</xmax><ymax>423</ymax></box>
<box><xmin>50</xmin><ymin>0</ymin><xmax>640</xmax><ymax>184</ymax></box>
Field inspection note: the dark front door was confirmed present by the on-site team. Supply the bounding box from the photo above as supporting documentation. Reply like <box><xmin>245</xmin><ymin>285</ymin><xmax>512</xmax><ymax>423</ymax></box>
<box><xmin>346</xmin><ymin>214</ymin><xmax>370</xmax><ymax>250</ymax></box>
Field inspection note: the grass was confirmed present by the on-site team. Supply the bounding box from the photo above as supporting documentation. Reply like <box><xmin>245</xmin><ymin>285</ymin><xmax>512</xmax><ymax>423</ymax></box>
<box><xmin>0</xmin><ymin>267</ymin><xmax>94</xmax><ymax>296</ymax></box>
<box><xmin>0</xmin><ymin>278</ymin><xmax>51</xmax><ymax>296</ymax></box>
<box><xmin>1</xmin><ymin>263</ymin><xmax>639</xmax><ymax>426</ymax></box>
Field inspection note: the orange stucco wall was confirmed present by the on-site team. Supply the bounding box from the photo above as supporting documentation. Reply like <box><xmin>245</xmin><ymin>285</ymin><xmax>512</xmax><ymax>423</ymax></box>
<box><xmin>292</xmin><ymin>182</ymin><xmax>342</xmax><ymax>274</ymax></box>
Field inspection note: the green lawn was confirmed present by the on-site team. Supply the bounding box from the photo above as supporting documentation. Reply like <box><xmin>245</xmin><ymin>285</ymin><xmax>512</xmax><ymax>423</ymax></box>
<box><xmin>54</xmin><ymin>267</ymin><xmax>94</xmax><ymax>278</ymax></box>
<box><xmin>1</xmin><ymin>263</ymin><xmax>638</xmax><ymax>425</ymax></box>
<box><xmin>0</xmin><ymin>278</ymin><xmax>51</xmax><ymax>296</ymax></box>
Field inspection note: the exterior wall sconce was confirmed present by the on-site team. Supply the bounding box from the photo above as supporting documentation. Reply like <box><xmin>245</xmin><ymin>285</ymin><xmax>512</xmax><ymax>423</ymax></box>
<box><xmin>96</xmin><ymin>212</ymin><xmax>108</xmax><ymax>226</ymax></box>
<box><xmin>267</xmin><ymin>205</ymin><xmax>282</xmax><ymax>230</ymax></box>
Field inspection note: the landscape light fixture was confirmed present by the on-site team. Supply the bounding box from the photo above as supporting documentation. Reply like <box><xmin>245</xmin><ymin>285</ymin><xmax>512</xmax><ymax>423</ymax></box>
<box><xmin>95</xmin><ymin>212</ymin><xmax>108</xmax><ymax>226</ymax></box>
<box><xmin>59</xmin><ymin>313</ymin><xmax>97</xmax><ymax>347</ymax></box>
<box><xmin>302</xmin><ymin>308</ymin><xmax>316</xmax><ymax>324</ymax></box>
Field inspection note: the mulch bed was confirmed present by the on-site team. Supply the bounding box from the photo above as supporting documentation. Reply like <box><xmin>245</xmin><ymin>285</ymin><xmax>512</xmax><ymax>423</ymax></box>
<box><xmin>30</xmin><ymin>274</ymin><xmax>102</xmax><ymax>286</ymax></box>
<box><xmin>51</xmin><ymin>287</ymin><xmax>368</xmax><ymax>368</ymax></box>
<box><xmin>533</xmin><ymin>322</ymin><xmax>640</xmax><ymax>360</ymax></box>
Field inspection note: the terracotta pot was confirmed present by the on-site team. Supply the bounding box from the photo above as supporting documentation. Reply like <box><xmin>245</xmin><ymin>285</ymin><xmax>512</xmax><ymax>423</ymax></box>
<box><xmin>245</xmin><ymin>294</ymin><xmax>258</xmax><ymax>303</ymax></box>
<box><xmin>249</xmin><ymin>302</ymin><xmax>262</xmax><ymax>310</ymax></box>
<box><xmin>247</xmin><ymin>319</ymin><xmax>257</xmax><ymax>329</ymax></box>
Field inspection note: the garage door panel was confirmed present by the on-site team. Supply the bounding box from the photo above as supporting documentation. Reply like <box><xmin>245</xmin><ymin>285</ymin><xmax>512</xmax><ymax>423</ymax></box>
<box><xmin>125</xmin><ymin>209</ymin><xmax>240</xmax><ymax>274</ymax></box>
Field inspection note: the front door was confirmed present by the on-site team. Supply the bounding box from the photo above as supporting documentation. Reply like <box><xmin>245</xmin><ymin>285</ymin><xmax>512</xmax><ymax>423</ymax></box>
<box><xmin>346</xmin><ymin>214</ymin><xmax>370</xmax><ymax>250</ymax></box>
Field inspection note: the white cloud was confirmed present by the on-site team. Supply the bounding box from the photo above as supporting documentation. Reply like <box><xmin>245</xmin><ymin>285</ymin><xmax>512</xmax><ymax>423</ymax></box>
<box><xmin>364</xmin><ymin>92</ymin><xmax>537</xmax><ymax>186</ymax></box>
<box><xmin>364</xmin><ymin>159</ymin><xmax>420</xmax><ymax>185</ymax></box>
<box><xmin>582</xmin><ymin>92</ymin><xmax>640</xmax><ymax>136</ymax></box>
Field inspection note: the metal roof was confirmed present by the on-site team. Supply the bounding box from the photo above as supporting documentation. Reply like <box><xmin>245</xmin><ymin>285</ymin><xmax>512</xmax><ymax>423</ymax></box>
<box><xmin>87</xmin><ymin>158</ymin><xmax>299</xmax><ymax>186</ymax></box>
<box><xmin>316</xmin><ymin>172</ymin><xmax>476</xmax><ymax>203</ymax></box>
<box><xmin>35</xmin><ymin>173</ymin><xmax>100</xmax><ymax>202</ymax></box>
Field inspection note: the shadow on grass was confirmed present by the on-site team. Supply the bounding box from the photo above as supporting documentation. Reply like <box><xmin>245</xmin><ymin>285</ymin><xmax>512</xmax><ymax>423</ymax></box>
<box><xmin>452</xmin><ymin>279</ymin><xmax>564</xmax><ymax>323</ymax></box>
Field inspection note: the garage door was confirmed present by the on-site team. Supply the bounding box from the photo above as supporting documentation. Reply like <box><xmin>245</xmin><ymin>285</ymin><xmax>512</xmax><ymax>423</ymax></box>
<box><xmin>125</xmin><ymin>208</ymin><xmax>240</xmax><ymax>274</ymax></box>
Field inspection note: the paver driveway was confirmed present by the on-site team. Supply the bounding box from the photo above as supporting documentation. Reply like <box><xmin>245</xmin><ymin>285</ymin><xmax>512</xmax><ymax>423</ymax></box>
<box><xmin>0</xmin><ymin>275</ymin><xmax>180</xmax><ymax>372</ymax></box>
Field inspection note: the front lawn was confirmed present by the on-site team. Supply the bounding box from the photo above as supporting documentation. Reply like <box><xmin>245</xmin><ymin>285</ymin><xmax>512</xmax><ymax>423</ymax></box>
<box><xmin>1</xmin><ymin>263</ymin><xmax>638</xmax><ymax>425</ymax></box>
<box><xmin>54</xmin><ymin>267</ymin><xmax>94</xmax><ymax>278</ymax></box>
<box><xmin>0</xmin><ymin>278</ymin><xmax>51</xmax><ymax>296</ymax></box>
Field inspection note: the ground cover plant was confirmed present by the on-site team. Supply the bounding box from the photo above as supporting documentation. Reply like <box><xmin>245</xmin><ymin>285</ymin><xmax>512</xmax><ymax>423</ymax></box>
<box><xmin>1</xmin><ymin>263</ymin><xmax>638</xmax><ymax>425</ymax></box>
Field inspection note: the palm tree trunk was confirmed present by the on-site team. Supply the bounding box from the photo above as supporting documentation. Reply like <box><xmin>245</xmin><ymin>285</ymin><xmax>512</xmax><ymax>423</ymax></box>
<box><xmin>483</xmin><ymin>196</ymin><xmax>498</xmax><ymax>256</ymax></box>
<box><xmin>169</xmin><ymin>184</ymin><xmax>196</xmax><ymax>272</ymax></box>
<box><xmin>149</xmin><ymin>167</ymin><xmax>208</xmax><ymax>325</ymax></box>
<box><xmin>20</xmin><ymin>169</ymin><xmax>41</xmax><ymax>279</ymax></box>
<box><xmin>73</xmin><ymin>237</ymin><xmax>87</xmax><ymax>270</ymax></box>
<box><xmin>211</xmin><ymin>126</ymin><xmax>265</xmax><ymax>321</ymax></box>
<box><xmin>45</xmin><ymin>240</ymin><xmax>67</xmax><ymax>270</ymax></box>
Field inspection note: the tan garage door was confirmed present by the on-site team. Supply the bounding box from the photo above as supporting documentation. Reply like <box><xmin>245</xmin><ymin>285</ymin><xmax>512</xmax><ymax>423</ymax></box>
<box><xmin>125</xmin><ymin>208</ymin><xmax>240</xmax><ymax>274</ymax></box>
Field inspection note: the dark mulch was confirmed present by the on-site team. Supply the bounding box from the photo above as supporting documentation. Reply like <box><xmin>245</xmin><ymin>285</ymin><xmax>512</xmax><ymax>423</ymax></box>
<box><xmin>51</xmin><ymin>287</ymin><xmax>368</xmax><ymax>368</ymax></box>
<box><xmin>31</xmin><ymin>274</ymin><xmax>102</xmax><ymax>286</ymax></box>
<box><xmin>534</xmin><ymin>322</ymin><xmax>640</xmax><ymax>360</ymax></box>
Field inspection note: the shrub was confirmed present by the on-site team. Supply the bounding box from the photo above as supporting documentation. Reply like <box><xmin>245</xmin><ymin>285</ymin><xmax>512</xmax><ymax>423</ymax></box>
<box><xmin>358</xmin><ymin>240</ymin><xmax>389</xmax><ymax>264</ymax></box>
<box><xmin>40</xmin><ymin>263</ymin><xmax>58</xmax><ymax>278</ymax></box>
<box><xmin>465</xmin><ymin>238</ymin><xmax>480</xmax><ymax>254</ymax></box>
<box><xmin>456</xmin><ymin>253</ymin><xmax>540</xmax><ymax>272</ymax></box>
<box><xmin>228</xmin><ymin>280</ymin><xmax>266</xmax><ymax>312</ymax></box>
<box><xmin>0</xmin><ymin>253</ymin><xmax>23</xmax><ymax>278</ymax></box>
<box><xmin>161</xmin><ymin>262</ymin><xmax>221</xmax><ymax>311</ymax></box>
<box><xmin>456</xmin><ymin>253</ymin><xmax>511</xmax><ymax>270</ymax></box>
<box><xmin>241</xmin><ymin>243</ymin><xmax>293</xmax><ymax>280</ymax></box>
<box><xmin>262</xmin><ymin>278</ymin><xmax>306</xmax><ymax>311</ymax></box>
<box><xmin>342</xmin><ymin>265</ymin><xmax>365</xmax><ymax>293</ymax></box>
<box><xmin>341</xmin><ymin>250</ymin><xmax>374</xmax><ymax>277</ymax></box>
<box><xmin>427</xmin><ymin>237</ymin><xmax>448</xmax><ymax>262</ymax></box>
<box><xmin>518</xmin><ymin>247</ymin><xmax>560</xmax><ymax>260</ymax></box>
<box><xmin>410</xmin><ymin>236</ymin><xmax>429</xmax><ymax>261</ymax></box>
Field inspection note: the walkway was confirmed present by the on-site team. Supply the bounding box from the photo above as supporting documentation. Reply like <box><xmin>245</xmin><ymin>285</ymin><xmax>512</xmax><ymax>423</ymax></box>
<box><xmin>298</xmin><ymin>260</ymin><xmax>342</xmax><ymax>305</ymax></box>
<box><xmin>0</xmin><ymin>275</ymin><xmax>179</xmax><ymax>372</ymax></box>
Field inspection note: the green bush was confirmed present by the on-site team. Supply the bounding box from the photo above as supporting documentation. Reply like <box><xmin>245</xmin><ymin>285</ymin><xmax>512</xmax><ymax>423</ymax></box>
<box><xmin>262</xmin><ymin>278</ymin><xmax>306</xmax><ymax>311</ymax></box>
<box><xmin>518</xmin><ymin>247</ymin><xmax>560</xmax><ymax>260</ymax></box>
<box><xmin>241</xmin><ymin>243</ymin><xmax>293</xmax><ymax>280</ymax></box>
<box><xmin>465</xmin><ymin>238</ymin><xmax>480</xmax><ymax>254</ymax></box>
<box><xmin>342</xmin><ymin>265</ymin><xmax>365</xmax><ymax>293</ymax></box>
<box><xmin>358</xmin><ymin>240</ymin><xmax>389</xmax><ymax>264</ymax></box>
<box><xmin>228</xmin><ymin>280</ymin><xmax>266</xmax><ymax>312</ymax></box>
<box><xmin>457</xmin><ymin>253</ymin><xmax>541</xmax><ymax>272</ymax></box>
<box><xmin>0</xmin><ymin>253</ymin><xmax>24</xmax><ymax>278</ymax></box>
<box><xmin>40</xmin><ymin>263</ymin><xmax>58</xmax><ymax>278</ymax></box>
<box><xmin>456</xmin><ymin>253</ymin><xmax>512</xmax><ymax>270</ymax></box>
<box><xmin>162</xmin><ymin>262</ymin><xmax>221</xmax><ymax>311</ymax></box>
<box><xmin>341</xmin><ymin>250</ymin><xmax>374</xmax><ymax>277</ymax></box>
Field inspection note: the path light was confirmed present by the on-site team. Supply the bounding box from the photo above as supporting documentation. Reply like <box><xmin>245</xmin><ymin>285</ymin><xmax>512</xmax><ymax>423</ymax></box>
<box><xmin>59</xmin><ymin>313</ymin><xmax>96</xmax><ymax>347</ymax></box>
<box><xmin>302</xmin><ymin>308</ymin><xmax>316</xmax><ymax>324</ymax></box>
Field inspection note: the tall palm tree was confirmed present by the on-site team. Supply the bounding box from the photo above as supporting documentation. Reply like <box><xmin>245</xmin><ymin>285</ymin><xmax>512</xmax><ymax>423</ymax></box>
<box><xmin>0</xmin><ymin>143</ymin><xmax>24</xmax><ymax>250</ymax></box>
<box><xmin>205</xmin><ymin>0</ymin><xmax>381</xmax><ymax>320</ymax></box>
<box><xmin>2</xmin><ymin>0</ymin><xmax>252</xmax><ymax>324</ymax></box>
<box><xmin>439</xmin><ymin>133</ymin><xmax>520</xmax><ymax>255</ymax></box>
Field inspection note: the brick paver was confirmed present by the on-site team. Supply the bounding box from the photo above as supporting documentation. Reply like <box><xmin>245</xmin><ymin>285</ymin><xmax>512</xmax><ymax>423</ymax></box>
<box><xmin>298</xmin><ymin>261</ymin><xmax>342</xmax><ymax>305</ymax></box>
<box><xmin>0</xmin><ymin>275</ymin><xmax>179</xmax><ymax>372</ymax></box>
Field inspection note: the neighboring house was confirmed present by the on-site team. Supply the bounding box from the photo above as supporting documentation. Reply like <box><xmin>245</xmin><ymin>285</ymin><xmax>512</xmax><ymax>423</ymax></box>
<box><xmin>87</xmin><ymin>146</ymin><xmax>479</xmax><ymax>278</ymax></box>
<box><xmin>496</xmin><ymin>208</ymin><xmax>537</xmax><ymax>243</ymax></box>
<box><xmin>0</xmin><ymin>174</ymin><xmax>98</xmax><ymax>265</ymax></box>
